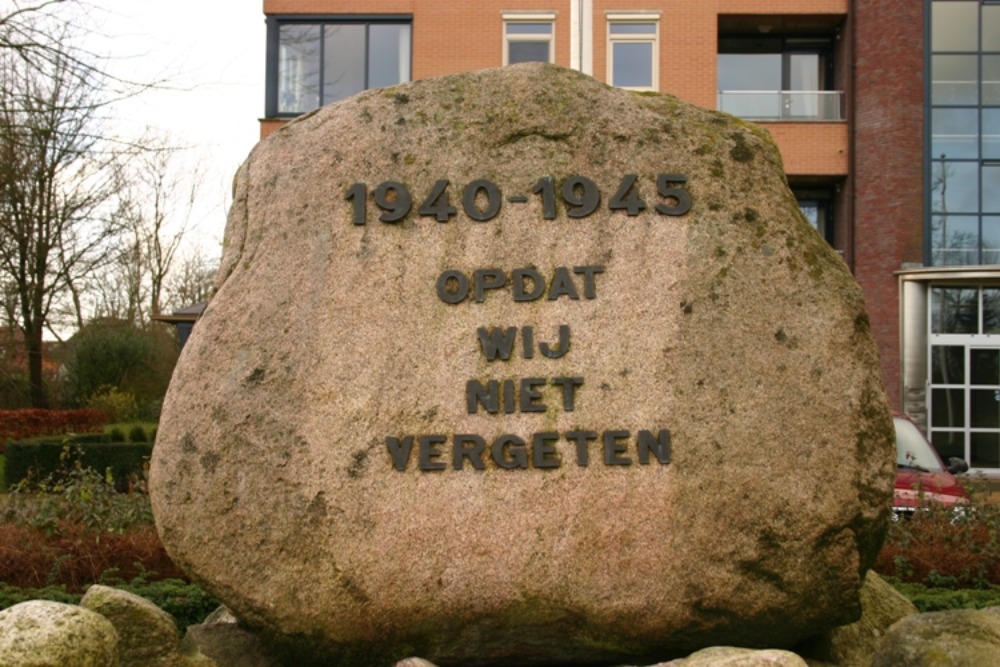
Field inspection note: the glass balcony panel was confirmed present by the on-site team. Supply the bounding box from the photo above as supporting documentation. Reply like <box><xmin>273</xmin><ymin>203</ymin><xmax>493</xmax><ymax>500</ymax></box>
<box><xmin>717</xmin><ymin>91</ymin><xmax>842</xmax><ymax>121</ymax></box>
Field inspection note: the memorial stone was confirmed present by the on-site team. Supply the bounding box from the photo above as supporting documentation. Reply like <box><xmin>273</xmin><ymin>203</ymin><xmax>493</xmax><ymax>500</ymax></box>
<box><xmin>150</xmin><ymin>64</ymin><xmax>895</xmax><ymax>665</ymax></box>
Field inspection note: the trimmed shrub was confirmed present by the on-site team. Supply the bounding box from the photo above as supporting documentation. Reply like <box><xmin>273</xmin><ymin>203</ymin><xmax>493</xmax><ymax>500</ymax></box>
<box><xmin>0</xmin><ymin>409</ymin><xmax>107</xmax><ymax>444</ymax></box>
<box><xmin>128</xmin><ymin>425</ymin><xmax>147</xmax><ymax>443</ymax></box>
<box><xmin>4</xmin><ymin>440</ymin><xmax>152</xmax><ymax>492</ymax></box>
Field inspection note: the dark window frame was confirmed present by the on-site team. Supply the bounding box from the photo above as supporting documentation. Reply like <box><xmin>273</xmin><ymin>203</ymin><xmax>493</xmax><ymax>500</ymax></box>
<box><xmin>265</xmin><ymin>14</ymin><xmax>413</xmax><ymax>118</ymax></box>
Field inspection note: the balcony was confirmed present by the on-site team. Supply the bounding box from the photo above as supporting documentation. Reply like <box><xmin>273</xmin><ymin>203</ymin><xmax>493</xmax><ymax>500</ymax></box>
<box><xmin>717</xmin><ymin>90</ymin><xmax>844</xmax><ymax>121</ymax></box>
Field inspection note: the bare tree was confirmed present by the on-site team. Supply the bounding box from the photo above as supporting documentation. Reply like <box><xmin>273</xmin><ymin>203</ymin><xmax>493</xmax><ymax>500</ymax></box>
<box><xmin>81</xmin><ymin>138</ymin><xmax>200</xmax><ymax>326</ymax></box>
<box><xmin>0</xmin><ymin>28</ymin><xmax>124</xmax><ymax>407</ymax></box>
<box><xmin>165</xmin><ymin>246</ymin><xmax>217</xmax><ymax>312</ymax></box>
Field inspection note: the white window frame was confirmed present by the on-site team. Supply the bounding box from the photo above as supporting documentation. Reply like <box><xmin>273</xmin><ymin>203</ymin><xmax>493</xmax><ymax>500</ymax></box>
<box><xmin>607</xmin><ymin>12</ymin><xmax>661</xmax><ymax>92</ymax></box>
<box><xmin>503</xmin><ymin>12</ymin><xmax>556</xmax><ymax>66</ymax></box>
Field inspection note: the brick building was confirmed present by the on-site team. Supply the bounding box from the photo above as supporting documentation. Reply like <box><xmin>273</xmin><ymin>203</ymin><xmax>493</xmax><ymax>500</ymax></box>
<box><xmin>259</xmin><ymin>0</ymin><xmax>1000</xmax><ymax>475</ymax></box>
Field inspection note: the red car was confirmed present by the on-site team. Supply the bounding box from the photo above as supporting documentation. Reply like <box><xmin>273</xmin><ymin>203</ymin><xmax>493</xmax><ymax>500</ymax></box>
<box><xmin>893</xmin><ymin>416</ymin><xmax>968</xmax><ymax>518</ymax></box>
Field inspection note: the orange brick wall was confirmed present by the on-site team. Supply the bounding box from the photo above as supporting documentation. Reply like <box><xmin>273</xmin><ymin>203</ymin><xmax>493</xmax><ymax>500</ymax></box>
<box><xmin>260</xmin><ymin>0</ymin><xmax>850</xmax><ymax>181</ymax></box>
<box><xmin>761</xmin><ymin>123</ymin><xmax>848</xmax><ymax>175</ymax></box>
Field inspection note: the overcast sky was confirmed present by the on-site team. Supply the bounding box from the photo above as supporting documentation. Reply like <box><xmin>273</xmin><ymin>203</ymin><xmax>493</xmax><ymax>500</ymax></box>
<box><xmin>78</xmin><ymin>0</ymin><xmax>265</xmax><ymax>252</ymax></box>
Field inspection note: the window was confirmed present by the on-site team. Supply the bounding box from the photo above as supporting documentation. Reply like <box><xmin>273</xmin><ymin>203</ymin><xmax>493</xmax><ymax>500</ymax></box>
<box><xmin>266</xmin><ymin>16</ymin><xmax>412</xmax><ymax>117</ymax></box>
<box><xmin>794</xmin><ymin>188</ymin><xmax>835</xmax><ymax>246</ymax></box>
<box><xmin>717</xmin><ymin>36</ymin><xmax>838</xmax><ymax>120</ymax></box>
<box><xmin>504</xmin><ymin>14</ymin><xmax>555</xmax><ymax>65</ymax></box>
<box><xmin>928</xmin><ymin>0</ymin><xmax>1000</xmax><ymax>266</ymax></box>
<box><xmin>607</xmin><ymin>14</ymin><xmax>660</xmax><ymax>91</ymax></box>
<box><xmin>927</xmin><ymin>286</ymin><xmax>1000</xmax><ymax>472</ymax></box>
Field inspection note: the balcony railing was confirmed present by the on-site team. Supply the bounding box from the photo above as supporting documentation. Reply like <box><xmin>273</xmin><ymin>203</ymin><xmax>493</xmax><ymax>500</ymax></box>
<box><xmin>717</xmin><ymin>90</ymin><xmax>845</xmax><ymax>121</ymax></box>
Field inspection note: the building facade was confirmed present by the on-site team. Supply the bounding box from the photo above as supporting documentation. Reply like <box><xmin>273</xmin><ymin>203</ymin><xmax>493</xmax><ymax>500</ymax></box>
<box><xmin>259</xmin><ymin>0</ymin><xmax>1000</xmax><ymax>475</ymax></box>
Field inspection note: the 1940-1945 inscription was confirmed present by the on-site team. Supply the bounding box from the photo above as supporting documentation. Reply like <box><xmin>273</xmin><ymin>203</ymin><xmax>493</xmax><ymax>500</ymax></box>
<box><xmin>346</xmin><ymin>174</ymin><xmax>693</xmax><ymax>472</ymax></box>
<box><xmin>345</xmin><ymin>173</ymin><xmax>691</xmax><ymax>225</ymax></box>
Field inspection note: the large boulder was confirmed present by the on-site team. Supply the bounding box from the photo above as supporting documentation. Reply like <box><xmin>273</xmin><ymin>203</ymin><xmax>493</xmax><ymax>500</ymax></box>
<box><xmin>150</xmin><ymin>63</ymin><xmax>894</xmax><ymax>665</ymax></box>
<box><xmin>0</xmin><ymin>600</ymin><xmax>119</xmax><ymax>666</ymax></box>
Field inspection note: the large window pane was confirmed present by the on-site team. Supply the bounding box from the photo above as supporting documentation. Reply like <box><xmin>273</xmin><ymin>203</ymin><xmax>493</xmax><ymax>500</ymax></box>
<box><xmin>933</xmin><ymin>108</ymin><xmax>978</xmax><ymax>159</ymax></box>
<box><xmin>932</xmin><ymin>388</ymin><xmax>966</xmax><ymax>428</ymax></box>
<box><xmin>932</xmin><ymin>216</ymin><xmax>980</xmax><ymax>265</ymax></box>
<box><xmin>985</xmin><ymin>287</ymin><xmax>1000</xmax><ymax>333</ymax></box>
<box><xmin>971</xmin><ymin>432</ymin><xmax>1000</xmax><ymax>468</ymax></box>
<box><xmin>983</xmin><ymin>109</ymin><xmax>1000</xmax><ymax>159</ymax></box>
<box><xmin>509</xmin><ymin>42</ymin><xmax>550</xmax><ymax>64</ymax></box>
<box><xmin>971</xmin><ymin>389</ymin><xmax>1000</xmax><ymax>428</ymax></box>
<box><xmin>932</xmin><ymin>1</ymin><xmax>979</xmax><ymax>52</ymax></box>
<box><xmin>932</xmin><ymin>345</ymin><xmax>966</xmax><ymax>385</ymax></box>
<box><xmin>323</xmin><ymin>24</ymin><xmax>365</xmax><ymax>105</ymax></box>
<box><xmin>932</xmin><ymin>286</ymin><xmax>979</xmax><ymax>333</ymax></box>
<box><xmin>369</xmin><ymin>24</ymin><xmax>411</xmax><ymax>89</ymax></box>
<box><xmin>932</xmin><ymin>55</ymin><xmax>978</xmax><ymax>104</ymax></box>
<box><xmin>278</xmin><ymin>24</ymin><xmax>320</xmax><ymax>114</ymax></box>
<box><xmin>718</xmin><ymin>53</ymin><xmax>781</xmax><ymax>90</ymax></box>
<box><xmin>986</xmin><ymin>56</ymin><xmax>1000</xmax><ymax>105</ymax></box>
<box><xmin>985</xmin><ymin>165</ymin><xmax>1000</xmax><ymax>213</ymax></box>
<box><xmin>613</xmin><ymin>42</ymin><xmax>653</xmax><ymax>88</ymax></box>
<box><xmin>985</xmin><ymin>5</ymin><xmax>1000</xmax><ymax>51</ymax></box>
<box><xmin>931</xmin><ymin>161</ymin><xmax>980</xmax><ymax>213</ymax></box>
<box><xmin>931</xmin><ymin>430</ymin><xmax>966</xmax><ymax>461</ymax></box>
<box><xmin>971</xmin><ymin>349</ymin><xmax>1000</xmax><ymax>385</ymax></box>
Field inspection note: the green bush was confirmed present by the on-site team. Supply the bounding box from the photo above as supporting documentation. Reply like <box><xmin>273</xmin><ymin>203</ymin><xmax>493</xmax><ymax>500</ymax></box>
<box><xmin>2</xmin><ymin>455</ymin><xmax>153</xmax><ymax>534</ymax></box>
<box><xmin>890</xmin><ymin>580</ymin><xmax>1000</xmax><ymax>612</ymax></box>
<box><xmin>4</xmin><ymin>440</ymin><xmax>151</xmax><ymax>492</ymax></box>
<box><xmin>85</xmin><ymin>387</ymin><xmax>138</xmax><ymax>424</ymax></box>
<box><xmin>64</xmin><ymin>321</ymin><xmax>177</xmax><ymax>410</ymax></box>
<box><xmin>128</xmin><ymin>425</ymin><xmax>147</xmax><ymax>443</ymax></box>
<box><xmin>108</xmin><ymin>427</ymin><xmax>125</xmax><ymax>442</ymax></box>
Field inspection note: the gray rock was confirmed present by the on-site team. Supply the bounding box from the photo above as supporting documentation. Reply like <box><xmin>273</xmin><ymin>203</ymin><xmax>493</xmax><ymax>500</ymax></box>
<box><xmin>181</xmin><ymin>623</ymin><xmax>282</xmax><ymax>667</ymax></box>
<box><xmin>661</xmin><ymin>646</ymin><xmax>809</xmax><ymax>666</ymax></box>
<box><xmin>871</xmin><ymin>608</ymin><xmax>1000</xmax><ymax>666</ymax></box>
<box><xmin>80</xmin><ymin>585</ymin><xmax>214</xmax><ymax>667</ymax></box>
<box><xmin>0</xmin><ymin>600</ymin><xmax>119</xmax><ymax>666</ymax></box>
<box><xmin>150</xmin><ymin>63</ymin><xmax>894</xmax><ymax>665</ymax></box>
<box><xmin>797</xmin><ymin>571</ymin><xmax>918</xmax><ymax>666</ymax></box>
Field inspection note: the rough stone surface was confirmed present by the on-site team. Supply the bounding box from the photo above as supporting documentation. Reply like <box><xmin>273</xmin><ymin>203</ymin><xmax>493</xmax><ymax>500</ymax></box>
<box><xmin>797</xmin><ymin>571</ymin><xmax>918</xmax><ymax>666</ymax></box>
<box><xmin>871</xmin><ymin>608</ymin><xmax>1000</xmax><ymax>666</ymax></box>
<box><xmin>150</xmin><ymin>63</ymin><xmax>894</xmax><ymax>665</ymax></box>
<box><xmin>0</xmin><ymin>600</ymin><xmax>119</xmax><ymax>666</ymax></box>
<box><xmin>660</xmin><ymin>647</ymin><xmax>809</xmax><ymax>666</ymax></box>
<box><xmin>182</xmin><ymin>623</ymin><xmax>281</xmax><ymax>667</ymax></box>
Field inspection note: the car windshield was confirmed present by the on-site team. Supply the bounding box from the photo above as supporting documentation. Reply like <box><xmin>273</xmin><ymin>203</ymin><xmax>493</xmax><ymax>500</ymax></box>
<box><xmin>895</xmin><ymin>418</ymin><xmax>944</xmax><ymax>472</ymax></box>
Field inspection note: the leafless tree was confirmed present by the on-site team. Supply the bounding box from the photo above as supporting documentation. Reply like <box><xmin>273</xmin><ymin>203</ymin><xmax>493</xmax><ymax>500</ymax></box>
<box><xmin>165</xmin><ymin>246</ymin><xmax>217</xmax><ymax>313</ymax></box>
<box><xmin>0</xmin><ymin>26</ymin><xmax>125</xmax><ymax>407</ymax></box>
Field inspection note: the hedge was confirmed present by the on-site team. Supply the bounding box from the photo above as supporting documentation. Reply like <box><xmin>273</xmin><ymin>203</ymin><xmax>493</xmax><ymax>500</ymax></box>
<box><xmin>0</xmin><ymin>409</ymin><xmax>106</xmax><ymax>444</ymax></box>
<box><xmin>4</xmin><ymin>440</ymin><xmax>152</xmax><ymax>491</ymax></box>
